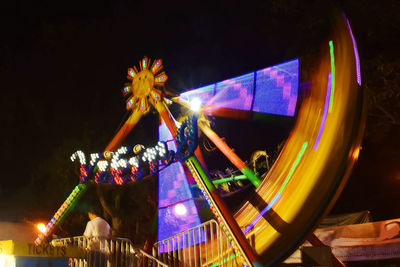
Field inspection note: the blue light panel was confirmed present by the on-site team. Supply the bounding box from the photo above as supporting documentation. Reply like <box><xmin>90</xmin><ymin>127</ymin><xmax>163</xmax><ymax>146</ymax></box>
<box><xmin>180</xmin><ymin>84</ymin><xmax>215</xmax><ymax>107</ymax></box>
<box><xmin>179</xmin><ymin>59</ymin><xmax>299</xmax><ymax>116</ymax></box>
<box><xmin>158</xmin><ymin>122</ymin><xmax>201</xmax><ymax>241</ymax></box>
<box><xmin>214</xmin><ymin>72</ymin><xmax>255</xmax><ymax>111</ymax></box>
<box><xmin>253</xmin><ymin>59</ymin><xmax>299</xmax><ymax>116</ymax></box>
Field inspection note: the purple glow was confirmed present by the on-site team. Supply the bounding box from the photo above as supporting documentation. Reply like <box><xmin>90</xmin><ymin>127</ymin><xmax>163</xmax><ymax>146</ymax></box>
<box><xmin>180</xmin><ymin>84</ymin><xmax>215</xmax><ymax>106</ymax></box>
<box><xmin>158</xmin><ymin>199</ymin><xmax>202</xmax><ymax>242</ymax></box>
<box><xmin>314</xmin><ymin>73</ymin><xmax>332</xmax><ymax>151</ymax></box>
<box><xmin>158</xmin><ymin>123</ymin><xmax>194</xmax><ymax>205</ymax></box>
<box><xmin>158</xmin><ymin>122</ymin><xmax>201</xmax><ymax>241</ymax></box>
<box><xmin>214</xmin><ymin>72</ymin><xmax>254</xmax><ymax>111</ymax></box>
<box><xmin>253</xmin><ymin>59</ymin><xmax>299</xmax><ymax>116</ymax></box>
<box><xmin>157</xmin><ymin>220</ymin><xmax>206</xmax><ymax>253</ymax></box>
<box><xmin>344</xmin><ymin>14</ymin><xmax>361</xmax><ymax>86</ymax></box>
<box><xmin>179</xmin><ymin>59</ymin><xmax>299</xmax><ymax>117</ymax></box>
<box><xmin>174</xmin><ymin>203</ymin><xmax>188</xmax><ymax>215</ymax></box>
<box><xmin>254</xmin><ymin>59</ymin><xmax>299</xmax><ymax>116</ymax></box>
<box><xmin>243</xmin><ymin>192</ymin><xmax>281</xmax><ymax>234</ymax></box>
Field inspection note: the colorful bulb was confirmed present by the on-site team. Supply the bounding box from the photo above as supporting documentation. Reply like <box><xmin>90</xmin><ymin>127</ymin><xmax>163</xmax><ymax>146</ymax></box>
<box><xmin>153</xmin><ymin>92</ymin><xmax>159</xmax><ymax>100</ymax></box>
<box><xmin>128</xmin><ymin>68</ymin><xmax>135</xmax><ymax>78</ymax></box>
<box><xmin>152</xmin><ymin>59</ymin><xmax>162</xmax><ymax>73</ymax></box>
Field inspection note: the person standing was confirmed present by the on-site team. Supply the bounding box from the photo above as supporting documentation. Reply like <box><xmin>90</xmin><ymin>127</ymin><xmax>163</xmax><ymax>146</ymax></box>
<box><xmin>83</xmin><ymin>204</ymin><xmax>111</xmax><ymax>267</ymax></box>
<box><xmin>83</xmin><ymin>205</ymin><xmax>111</xmax><ymax>238</ymax></box>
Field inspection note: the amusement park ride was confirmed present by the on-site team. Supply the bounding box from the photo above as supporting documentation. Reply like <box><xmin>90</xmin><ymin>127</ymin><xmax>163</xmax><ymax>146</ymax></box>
<box><xmin>2</xmin><ymin>13</ymin><xmax>365</xmax><ymax>266</ymax></box>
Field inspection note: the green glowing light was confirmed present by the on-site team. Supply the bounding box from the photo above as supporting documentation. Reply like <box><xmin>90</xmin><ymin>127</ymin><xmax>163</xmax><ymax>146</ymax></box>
<box><xmin>209</xmin><ymin>254</ymin><xmax>237</xmax><ymax>267</ymax></box>
<box><xmin>241</xmin><ymin>168</ymin><xmax>261</xmax><ymax>187</ymax></box>
<box><xmin>328</xmin><ymin>40</ymin><xmax>335</xmax><ymax>113</ymax></box>
<box><xmin>278</xmin><ymin>142</ymin><xmax>308</xmax><ymax>194</ymax></box>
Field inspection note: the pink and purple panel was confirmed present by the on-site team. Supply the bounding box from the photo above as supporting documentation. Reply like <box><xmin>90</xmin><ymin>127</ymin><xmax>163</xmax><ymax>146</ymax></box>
<box><xmin>159</xmin><ymin>122</ymin><xmax>178</xmax><ymax>152</ymax></box>
<box><xmin>214</xmin><ymin>72</ymin><xmax>255</xmax><ymax>111</ymax></box>
<box><xmin>179</xmin><ymin>84</ymin><xmax>215</xmax><ymax>106</ymax></box>
<box><xmin>158</xmin><ymin>161</ymin><xmax>194</xmax><ymax>207</ymax></box>
<box><xmin>159</xmin><ymin>123</ymin><xmax>192</xmax><ymax>206</ymax></box>
<box><xmin>178</xmin><ymin>59</ymin><xmax>298</xmax><ymax>117</ymax></box>
<box><xmin>158</xmin><ymin>199</ymin><xmax>202</xmax><ymax>242</ymax></box>
<box><xmin>158</xmin><ymin>123</ymin><xmax>201</xmax><ymax>241</ymax></box>
<box><xmin>253</xmin><ymin>59</ymin><xmax>299</xmax><ymax>116</ymax></box>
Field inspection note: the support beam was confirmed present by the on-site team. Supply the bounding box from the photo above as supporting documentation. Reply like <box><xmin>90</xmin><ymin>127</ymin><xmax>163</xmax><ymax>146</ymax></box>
<box><xmin>198</xmin><ymin>117</ymin><xmax>261</xmax><ymax>187</ymax></box>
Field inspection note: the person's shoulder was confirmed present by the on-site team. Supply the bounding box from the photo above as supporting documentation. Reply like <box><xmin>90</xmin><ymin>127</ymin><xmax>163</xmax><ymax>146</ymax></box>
<box><xmin>94</xmin><ymin>217</ymin><xmax>110</xmax><ymax>225</ymax></box>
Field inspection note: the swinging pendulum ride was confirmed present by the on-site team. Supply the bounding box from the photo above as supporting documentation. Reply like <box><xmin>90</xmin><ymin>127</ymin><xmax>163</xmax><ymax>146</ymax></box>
<box><xmin>35</xmin><ymin>13</ymin><xmax>365</xmax><ymax>267</ymax></box>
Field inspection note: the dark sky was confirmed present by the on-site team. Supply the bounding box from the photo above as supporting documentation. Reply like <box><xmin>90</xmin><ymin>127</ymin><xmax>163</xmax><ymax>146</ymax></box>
<box><xmin>0</xmin><ymin>1</ymin><xmax>399</xmax><ymax>221</ymax></box>
<box><xmin>0</xmin><ymin>0</ymin><xmax>306</xmax><ymax>188</ymax></box>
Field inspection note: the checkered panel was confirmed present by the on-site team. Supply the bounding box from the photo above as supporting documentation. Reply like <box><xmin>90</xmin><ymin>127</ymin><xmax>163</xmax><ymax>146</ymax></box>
<box><xmin>179</xmin><ymin>59</ymin><xmax>299</xmax><ymax>117</ymax></box>
<box><xmin>253</xmin><ymin>59</ymin><xmax>299</xmax><ymax>116</ymax></box>
<box><xmin>158</xmin><ymin>161</ymin><xmax>194</xmax><ymax>207</ymax></box>
<box><xmin>214</xmin><ymin>72</ymin><xmax>255</xmax><ymax>111</ymax></box>
<box><xmin>158</xmin><ymin>122</ymin><xmax>201</xmax><ymax>241</ymax></box>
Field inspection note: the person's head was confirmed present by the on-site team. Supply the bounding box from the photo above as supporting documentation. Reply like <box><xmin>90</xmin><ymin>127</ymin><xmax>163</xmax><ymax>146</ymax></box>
<box><xmin>87</xmin><ymin>203</ymin><xmax>103</xmax><ymax>220</ymax></box>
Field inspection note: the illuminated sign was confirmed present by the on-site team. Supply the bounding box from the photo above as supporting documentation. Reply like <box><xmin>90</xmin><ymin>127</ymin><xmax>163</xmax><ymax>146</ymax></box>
<box><xmin>0</xmin><ymin>240</ymin><xmax>84</xmax><ymax>258</ymax></box>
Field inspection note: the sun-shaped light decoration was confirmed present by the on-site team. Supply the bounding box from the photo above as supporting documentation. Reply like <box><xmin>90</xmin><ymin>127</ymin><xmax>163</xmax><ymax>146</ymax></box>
<box><xmin>122</xmin><ymin>56</ymin><xmax>168</xmax><ymax>114</ymax></box>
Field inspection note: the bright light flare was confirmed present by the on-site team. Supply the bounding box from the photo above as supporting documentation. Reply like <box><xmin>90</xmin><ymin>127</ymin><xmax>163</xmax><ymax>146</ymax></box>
<box><xmin>352</xmin><ymin>146</ymin><xmax>361</xmax><ymax>160</ymax></box>
<box><xmin>36</xmin><ymin>223</ymin><xmax>47</xmax><ymax>234</ymax></box>
<box><xmin>0</xmin><ymin>254</ymin><xmax>15</xmax><ymax>267</ymax></box>
<box><xmin>190</xmin><ymin>98</ymin><xmax>202</xmax><ymax>112</ymax></box>
<box><xmin>174</xmin><ymin>203</ymin><xmax>187</xmax><ymax>216</ymax></box>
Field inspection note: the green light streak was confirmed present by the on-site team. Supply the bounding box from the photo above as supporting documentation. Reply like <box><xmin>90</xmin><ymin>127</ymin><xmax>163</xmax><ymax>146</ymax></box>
<box><xmin>241</xmin><ymin>167</ymin><xmax>261</xmax><ymax>187</ymax></box>
<box><xmin>211</xmin><ymin>175</ymin><xmax>248</xmax><ymax>185</ymax></box>
<box><xmin>278</xmin><ymin>142</ymin><xmax>308</xmax><ymax>194</ymax></box>
<box><xmin>186</xmin><ymin>156</ymin><xmax>215</xmax><ymax>191</ymax></box>
<box><xmin>190</xmin><ymin>175</ymin><xmax>249</xmax><ymax>189</ymax></box>
<box><xmin>329</xmin><ymin>40</ymin><xmax>335</xmax><ymax>113</ymax></box>
<box><xmin>209</xmin><ymin>254</ymin><xmax>237</xmax><ymax>267</ymax></box>
<box><xmin>57</xmin><ymin>184</ymin><xmax>87</xmax><ymax>225</ymax></box>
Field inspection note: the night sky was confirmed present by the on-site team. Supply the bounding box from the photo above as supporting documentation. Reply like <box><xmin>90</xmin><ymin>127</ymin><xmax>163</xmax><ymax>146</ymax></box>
<box><xmin>1</xmin><ymin>1</ymin><xmax>399</xmax><ymax>222</ymax></box>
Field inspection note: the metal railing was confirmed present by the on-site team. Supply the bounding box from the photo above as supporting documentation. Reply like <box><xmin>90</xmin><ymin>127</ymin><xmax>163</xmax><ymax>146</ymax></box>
<box><xmin>153</xmin><ymin>220</ymin><xmax>241</xmax><ymax>266</ymax></box>
<box><xmin>52</xmin><ymin>236</ymin><xmax>168</xmax><ymax>267</ymax></box>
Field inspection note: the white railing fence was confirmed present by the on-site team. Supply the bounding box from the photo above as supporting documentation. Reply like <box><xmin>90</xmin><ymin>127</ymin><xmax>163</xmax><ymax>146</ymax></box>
<box><xmin>153</xmin><ymin>220</ymin><xmax>240</xmax><ymax>267</ymax></box>
<box><xmin>52</xmin><ymin>236</ymin><xmax>168</xmax><ymax>267</ymax></box>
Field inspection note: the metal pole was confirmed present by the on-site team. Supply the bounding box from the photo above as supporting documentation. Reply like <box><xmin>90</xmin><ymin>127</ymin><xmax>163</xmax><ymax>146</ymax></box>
<box><xmin>186</xmin><ymin>156</ymin><xmax>260</xmax><ymax>266</ymax></box>
<box><xmin>198</xmin><ymin>117</ymin><xmax>261</xmax><ymax>187</ymax></box>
